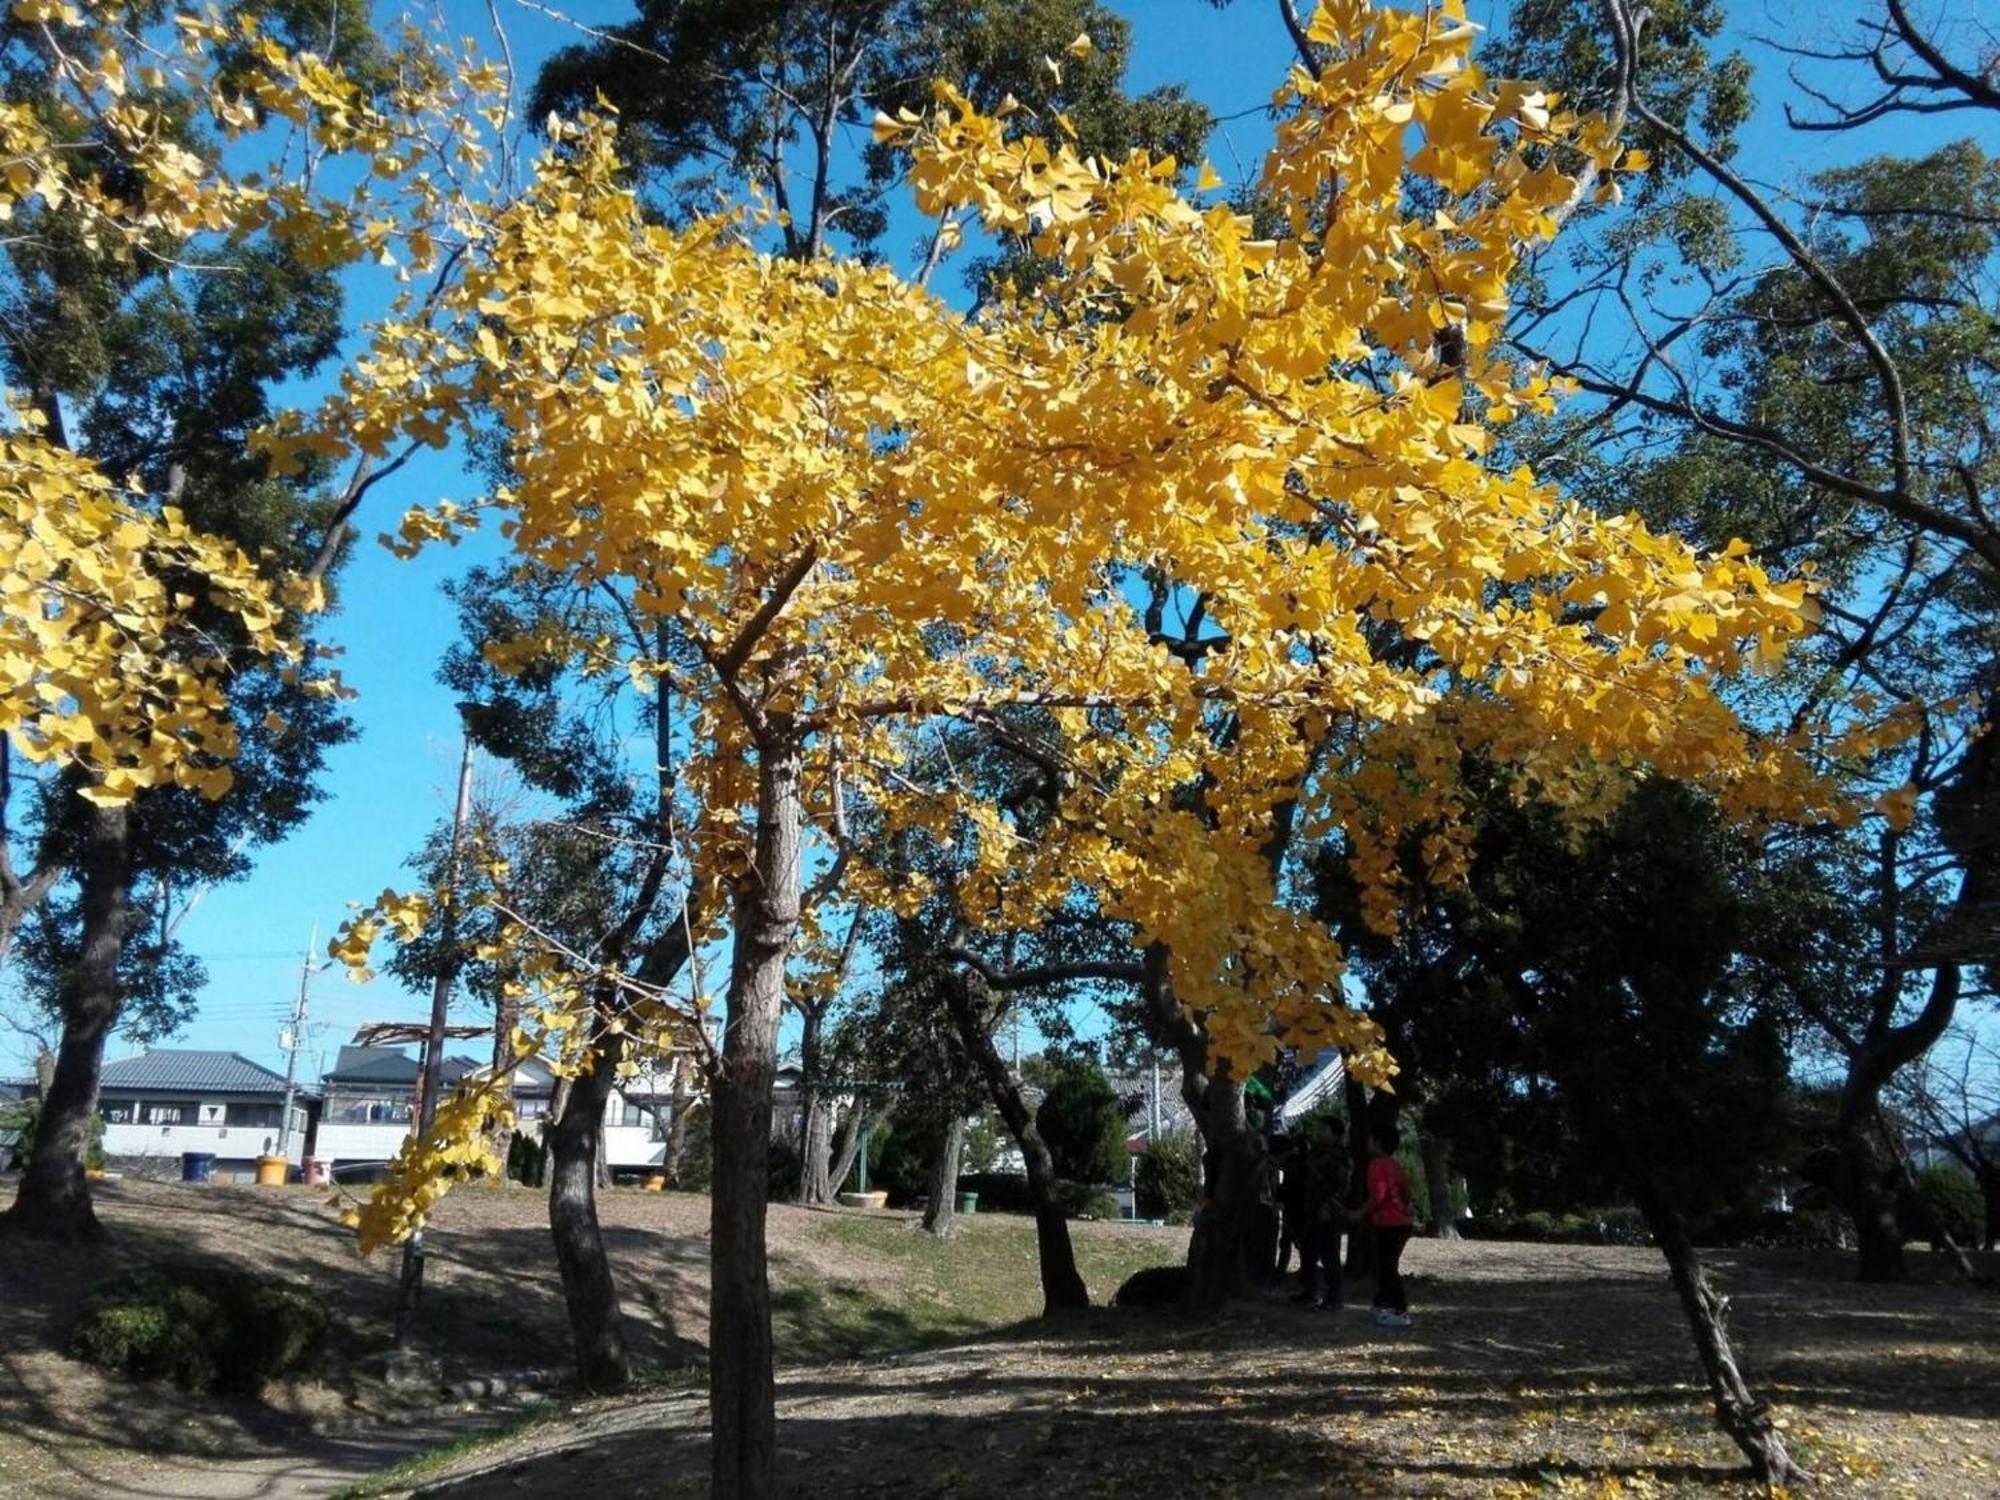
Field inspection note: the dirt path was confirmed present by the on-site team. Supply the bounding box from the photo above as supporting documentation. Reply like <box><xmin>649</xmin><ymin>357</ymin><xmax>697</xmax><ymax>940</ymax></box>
<box><xmin>11</xmin><ymin>1412</ymin><xmax>500</xmax><ymax>1500</ymax></box>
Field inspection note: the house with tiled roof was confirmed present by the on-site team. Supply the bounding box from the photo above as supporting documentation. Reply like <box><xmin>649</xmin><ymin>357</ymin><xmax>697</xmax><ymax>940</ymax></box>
<box><xmin>315</xmin><ymin>1037</ymin><xmax>690</xmax><ymax>1182</ymax></box>
<box><xmin>85</xmin><ymin>1049</ymin><xmax>312</xmax><ymax>1180</ymax></box>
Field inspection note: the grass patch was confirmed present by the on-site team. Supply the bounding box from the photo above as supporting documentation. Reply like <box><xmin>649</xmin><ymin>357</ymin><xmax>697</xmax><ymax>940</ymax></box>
<box><xmin>329</xmin><ymin>1421</ymin><xmax>542</xmax><ymax>1500</ymax></box>
<box><xmin>784</xmin><ymin>1210</ymin><xmax>1184</xmax><ymax>1357</ymax></box>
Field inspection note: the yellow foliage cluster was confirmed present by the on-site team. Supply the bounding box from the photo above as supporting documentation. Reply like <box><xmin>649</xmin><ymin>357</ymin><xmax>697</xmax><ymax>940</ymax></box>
<box><xmin>293</xmin><ymin>0</ymin><xmax>1859</xmax><ymax>1103</ymax></box>
<box><xmin>0</xmin><ymin>423</ymin><xmax>294</xmax><ymax>803</ymax></box>
<box><xmin>0</xmin><ymin>0</ymin><xmax>502</xmax><ymax>803</ymax></box>
<box><xmin>338</xmin><ymin>1072</ymin><xmax>512</xmax><ymax>1255</ymax></box>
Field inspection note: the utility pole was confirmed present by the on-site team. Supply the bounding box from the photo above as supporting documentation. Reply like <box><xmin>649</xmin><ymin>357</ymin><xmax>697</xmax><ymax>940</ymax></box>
<box><xmin>395</xmin><ymin>728</ymin><xmax>476</xmax><ymax>1348</ymax></box>
<box><xmin>276</xmin><ymin>923</ymin><xmax>316</xmax><ymax>1167</ymax></box>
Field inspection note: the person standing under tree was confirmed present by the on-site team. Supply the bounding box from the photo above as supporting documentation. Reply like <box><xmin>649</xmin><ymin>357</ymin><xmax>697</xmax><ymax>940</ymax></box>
<box><xmin>1353</xmin><ymin>1127</ymin><xmax>1415</xmax><ymax>1327</ymax></box>
<box><xmin>1291</xmin><ymin>1123</ymin><xmax>1349</xmax><ymax>1309</ymax></box>
<box><xmin>1274</xmin><ymin>1133</ymin><xmax>1307</xmax><ymax>1279</ymax></box>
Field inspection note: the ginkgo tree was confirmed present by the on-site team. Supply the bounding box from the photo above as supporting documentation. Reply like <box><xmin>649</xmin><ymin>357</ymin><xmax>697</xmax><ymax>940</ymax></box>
<box><xmin>0</xmin><ymin>0</ymin><xmax>500</xmax><ymax>1240</ymax></box>
<box><xmin>307</xmin><ymin>2</ymin><xmax>1875</xmax><ymax>1494</ymax></box>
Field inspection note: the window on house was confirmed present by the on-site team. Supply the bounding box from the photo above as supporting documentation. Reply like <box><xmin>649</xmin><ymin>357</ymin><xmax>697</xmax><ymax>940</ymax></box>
<box><xmin>342</xmin><ymin>1098</ymin><xmax>404</xmax><ymax>1123</ymax></box>
<box><xmin>620</xmin><ymin>1102</ymin><xmax>647</xmax><ymax>1129</ymax></box>
<box><xmin>144</xmin><ymin>1103</ymin><xmax>191</xmax><ymax>1125</ymax></box>
<box><xmin>100</xmin><ymin>1103</ymin><xmax>134</xmax><ymax>1124</ymax></box>
<box><xmin>225</xmin><ymin>1102</ymin><xmax>282</xmax><ymax>1128</ymax></box>
<box><xmin>516</xmin><ymin>1099</ymin><xmax>549</xmax><ymax>1121</ymax></box>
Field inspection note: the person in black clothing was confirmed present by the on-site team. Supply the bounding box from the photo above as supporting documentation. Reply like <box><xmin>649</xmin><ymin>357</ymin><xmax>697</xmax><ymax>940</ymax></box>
<box><xmin>1290</xmin><ymin>1124</ymin><xmax>1349</xmax><ymax>1309</ymax></box>
<box><xmin>1274</xmin><ymin>1133</ymin><xmax>1307</xmax><ymax>1278</ymax></box>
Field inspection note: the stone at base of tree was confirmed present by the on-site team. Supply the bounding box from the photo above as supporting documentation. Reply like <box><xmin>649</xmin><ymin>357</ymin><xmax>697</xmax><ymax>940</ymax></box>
<box><xmin>1113</xmin><ymin>1264</ymin><xmax>1184</xmax><ymax>1308</ymax></box>
<box><xmin>443</xmin><ymin>1368</ymin><xmax>569</xmax><ymax>1401</ymax></box>
<box><xmin>363</xmin><ymin>1350</ymin><xmax>445</xmax><ymax>1391</ymax></box>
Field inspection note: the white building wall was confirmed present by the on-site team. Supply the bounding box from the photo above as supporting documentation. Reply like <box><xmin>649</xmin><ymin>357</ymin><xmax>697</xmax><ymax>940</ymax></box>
<box><xmin>315</xmin><ymin>1099</ymin><xmax>668</xmax><ymax>1171</ymax></box>
<box><xmin>102</xmin><ymin>1116</ymin><xmax>305</xmax><ymax>1169</ymax></box>
<box><xmin>313</xmin><ymin>1120</ymin><xmax>412</xmax><ymax>1166</ymax></box>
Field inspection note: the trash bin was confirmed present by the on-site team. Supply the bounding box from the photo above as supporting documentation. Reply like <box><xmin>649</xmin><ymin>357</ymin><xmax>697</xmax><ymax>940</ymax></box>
<box><xmin>302</xmin><ymin>1157</ymin><xmax>331</xmax><ymax>1186</ymax></box>
<box><xmin>955</xmin><ymin>1191</ymin><xmax>979</xmax><ymax>1215</ymax></box>
<box><xmin>180</xmin><ymin>1152</ymin><xmax>216</xmax><ymax>1184</ymax></box>
<box><xmin>255</xmin><ymin>1154</ymin><xmax>288</xmax><ymax>1187</ymax></box>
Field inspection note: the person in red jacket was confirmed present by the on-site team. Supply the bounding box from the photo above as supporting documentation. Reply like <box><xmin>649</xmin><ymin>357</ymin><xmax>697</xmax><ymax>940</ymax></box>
<box><xmin>1352</xmin><ymin>1126</ymin><xmax>1415</xmax><ymax>1327</ymax></box>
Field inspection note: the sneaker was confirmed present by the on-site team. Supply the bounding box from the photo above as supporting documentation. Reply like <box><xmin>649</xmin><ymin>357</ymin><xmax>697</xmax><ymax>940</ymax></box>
<box><xmin>1314</xmin><ymin>1299</ymin><xmax>1342</xmax><ymax>1311</ymax></box>
<box><xmin>1380</xmin><ymin>1311</ymin><xmax>1413</xmax><ymax>1328</ymax></box>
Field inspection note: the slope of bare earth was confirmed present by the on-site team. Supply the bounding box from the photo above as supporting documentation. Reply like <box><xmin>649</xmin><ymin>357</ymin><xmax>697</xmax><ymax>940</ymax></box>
<box><xmin>0</xmin><ymin>1177</ymin><xmax>1179</xmax><ymax>1498</ymax></box>
<box><xmin>3</xmin><ymin>1179</ymin><xmax>1997</xmax><ymax>1499</ymax></box>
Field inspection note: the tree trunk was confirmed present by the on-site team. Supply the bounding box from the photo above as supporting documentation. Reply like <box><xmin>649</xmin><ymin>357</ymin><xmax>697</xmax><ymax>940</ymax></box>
<box><xmin>799</xmin><ymin>1097</ymin><xmax>833</xmax><ymax>1203</ymax></box>
<box><xmin>1342</xmin><ymin>1073</ymin><xmax>1376</xmax><ymax>1278</ymax></box>
<box><xmin>921</xmin><ymin>1116</ymin><xmax>966</xmax><ymax>1236</ymax></box>
<box><xmin>3</xmin><ymin>804</ymin><xmax>128</xmax><ymax>1242</ymax></box>
<box><xmin>941</xmin><ymin>972</ymin><xmax>1088</xmax><ymax>1313</ymax></box>
<box><xmin>1132</xmin><ymin>944</ymin><xmax>1258</xmax><ymax>1312</ymax></box>
<box><xmin>665</xmin><ymin>1071</ymin><xmax>695</xmax><ymax>1185</ymax></box>
<box><xmin>795</xmin><ymin>1004</ymin><xmax>827</xmax><ymax>1204</ymax></box>
<box><xmin>1633</xmin><ymin>1177</ymin><xmax>1804</xmax><ymax>1488</ymax></box>
<box><xmin>710</xmin><ymin>738</ymin><xmax>804</xmax><ymax>1500</ymax></box>
<box><xmin>546</xmin><ymin>1016</ymin><xmax>632</xmax><ymax>1393</ymax></box>
<box><xmin>1836</xmin><ymin>1115</ymin><xmax>1909</xmax><ymax>1282</ymax></box>
<box><xmin>1419</xmin><ymin>1125</ymin><xmax>1458</xmax><ymax>1240</ymax></box>
<box><xmin>1181</xmin><ymin>1073</ymin><xmax>1258</xmax><ymax>1312</ymax></box>
<box><xmin>488</xmin><ymin>991</ymin><xmax>520</xmax><ymax>1180</ymax></box>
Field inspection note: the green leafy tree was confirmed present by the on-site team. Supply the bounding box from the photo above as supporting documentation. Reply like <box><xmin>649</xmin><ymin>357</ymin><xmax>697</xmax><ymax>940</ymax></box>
<box><xmin>531</xmin><ymin>0</ymin><xmax>1209</xmax><ymax>266</ymax></box>
<box><xmin>1317</xmin><ymin>773</ymin><xmax>1811</xmax><ymax>1482</ymax></box>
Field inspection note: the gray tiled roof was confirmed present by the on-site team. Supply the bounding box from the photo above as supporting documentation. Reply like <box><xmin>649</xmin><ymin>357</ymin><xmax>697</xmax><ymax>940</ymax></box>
<box><xmin>324</xmin><ymin>1045</ymin><xmax>480</xmax><ymax>1088</ymax></box>
<box><xmin>99</xmin><ymin>1050</ymin><xmax>292</xmax><ymax>1096</ymax></box>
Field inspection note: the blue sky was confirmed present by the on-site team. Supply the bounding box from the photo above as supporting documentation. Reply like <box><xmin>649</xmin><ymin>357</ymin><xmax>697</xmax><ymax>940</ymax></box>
<box><xmin>12</xmin><ymin>0</ymin><xmax>1988</xmax><ymax>1083</ymax></box>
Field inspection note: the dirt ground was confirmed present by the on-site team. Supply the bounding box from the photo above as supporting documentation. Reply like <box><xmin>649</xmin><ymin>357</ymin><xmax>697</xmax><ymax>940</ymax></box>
<box><xmin>2</xmin><ymin>1181</ymin><xmax>1996</xmax><ymax>1499</ymax></box>
<box><xmin>400</xmin><ymin>1242</ymin><xmax>2000</xmax><ymax>1500</ymax></box>
<box><xmin>0</xmin><ymin>1177</ymin><xmax>1174</xmax><ymax>1498</ymax></box>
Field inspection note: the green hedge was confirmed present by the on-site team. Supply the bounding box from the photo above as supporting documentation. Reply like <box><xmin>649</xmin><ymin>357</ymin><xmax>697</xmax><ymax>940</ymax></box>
<box><xmin>1459</xmin><ymin>1206</ymin><xmax>1652</xmax><ymax>1246</ymax></box>
<box><xmin>73</xmin><ymin>1267</ymin><xmax>329</xmax><ymax>1394</ymax></box>
<box><xmin>950</xmin><ymin>1172</ymin><xmax>1120</xmax><ymax>1219</ymax></box>
<box><xmin>1916</xmin><ymin>1165</ymin><xmax>1982</xmax><ymax>1250</ymax></box>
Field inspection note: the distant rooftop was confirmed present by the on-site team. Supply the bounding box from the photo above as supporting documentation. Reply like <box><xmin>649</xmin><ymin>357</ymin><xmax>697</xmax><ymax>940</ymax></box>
<box><xmin>323</xmin><ymin>1044</ymin><xmax>482</xmax><ymax>1088</ymax></box>
<box><xmin>98</xmin><ymin>1050</ymin><xmax>295</xmax><ymax>1096</ymax></box>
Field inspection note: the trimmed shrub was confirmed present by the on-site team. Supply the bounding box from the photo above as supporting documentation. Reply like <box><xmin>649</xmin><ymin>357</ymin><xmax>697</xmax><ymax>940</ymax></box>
<box><xmin>767</xmin><ymin>1138</ymin><xmax>802</xmax><ymax>1202</ymax></box>
<box><xmin>1134</xmin><ymin>1133</ymin><xmax>1201</xmax><ymax>1224</ymax></box>
<box><xmin>0</xmin><ymin>1099</ymin><xmax>104</xmax><ymax>1172</ymax></box>
<box><xmin>870</xmin><ymin>1121</ymin><xmax>934</xmax><ymax>1206</ymax></box>
<box><xmin>1458</xmin><ymin>1206</ymin><xmax>1652</xmax><ymax>1246</ymax></box>
<box><xmin>1916</xmin><ymin>1165</ymin><xmax>1982</xmax><ymax>1251</ymax></box>
<box><xmin>955</xmin><ymin>1172</ymin><xmax>1036</xmax><ymax>1214</ymax></box>
<box><xmin>74</xmin><ymin>1267</ymin><xmax>329</xmax><ymax>1394</ymax></box>
<box><xmin>1036</xmin><ymin>1058</ymin><xmax>1127</xmax><ymax>1187</ymax></box>
<box><xmin>1729</xmin><ymin>1207</ymin><xmax>1849</xmax><ymax>1250</ymax></box>
<box><xmin>1052</xmin><ymin>1180</ymin><xmax>1121</xmax><ymax>1220</ymax></box>
<box><xmin>672</xmin><ymin>1108</ymin><xmax>713</xmax><ymax>1192</ymax></box>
